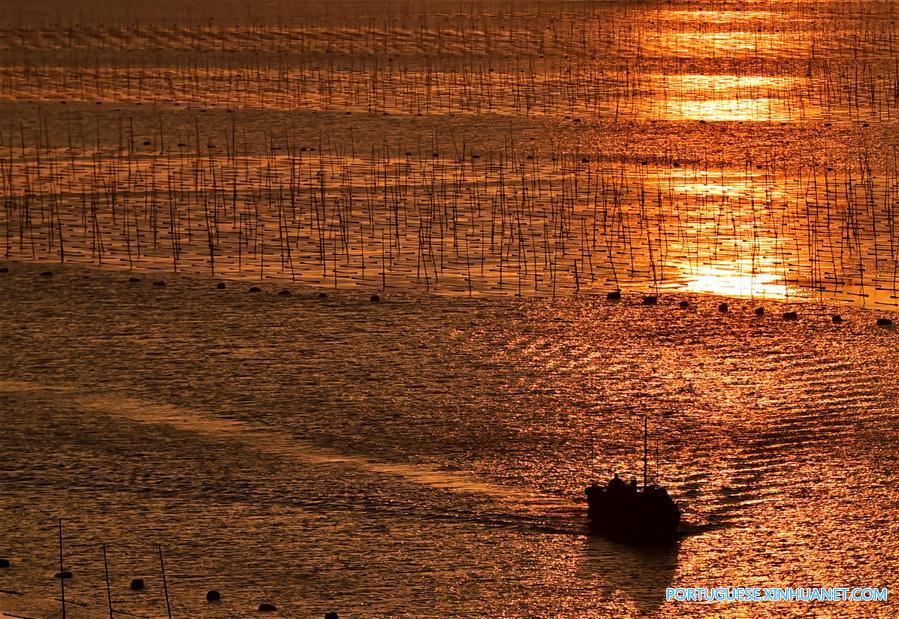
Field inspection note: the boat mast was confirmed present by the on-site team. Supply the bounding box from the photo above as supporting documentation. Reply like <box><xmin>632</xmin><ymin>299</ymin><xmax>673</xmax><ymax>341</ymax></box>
<box><xmin>643</xmin><ymin>417</ymin><xmax>648</xmax><ymax>489</ymax></box>
<box><xmin>655</xmin><ymin>439</ymin><xmax>660</xmax><ymax>485</ymax></box>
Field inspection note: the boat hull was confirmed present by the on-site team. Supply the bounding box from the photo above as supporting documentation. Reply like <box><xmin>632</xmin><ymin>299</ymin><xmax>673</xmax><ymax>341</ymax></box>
<box><xmin>586</xmin><ymin>487</ymin><xmax>681</xmax><ymax>546</ymax></box>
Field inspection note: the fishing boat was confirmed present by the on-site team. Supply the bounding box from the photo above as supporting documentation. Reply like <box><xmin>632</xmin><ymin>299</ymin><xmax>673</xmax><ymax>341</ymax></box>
<box><xmin>585</xmin><ymin>419</ymin><xmax>680</xmax><ymax>546</ymax></box>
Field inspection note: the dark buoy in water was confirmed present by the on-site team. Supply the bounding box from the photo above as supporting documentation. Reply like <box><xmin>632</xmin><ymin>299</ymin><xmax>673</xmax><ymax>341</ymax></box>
<box><xmin>325</xmin><ymin>612</ymin><xmax>340</xmax><ymax>619</ymax></box>
<box><xmin>128</xmin><ymin>277</ymin><xmax>141</xmax><ymax>283</ymax></box>
<box><xmin>832</xmin><ymin>314</ymin><xmax>843</xmax><ymax>323</ymax></box>
<box><xmin>0</xmin><ymin>558</ymin><xmax>9</xmax><ymax>568</ymax></box>
<box><xmin>249</xmin><ymin>286</ymin><xmax>262</xmax><ymax>293</ymax></box>
<box><xmin>217</xmin><ymin>282</ymin><xmax>226</xmax><ymax>289</ymax></box>
<box><xmin>606</xmin><ymin>290</ymin><xmax>621</xmax><ymax>301</ymax></box>
<box><xmin>55</xmin><ymin>570</ymin><xmax>73</xmax><ymax>579</ymax></box>
<box><xmin>40</xmin><ymin>270</ymin><xmax>53</xmax><ymax>277</ymax></box>
<box><xmin>130</xmin><ymin>578</ymin><xmax>145</xmax><ymax>591</ymax></box>
<box><xmin>678</xmin><ymin>300</ymin><xmax>689</xmax><ymax>309</ymax></box>
<box><xmin>278</xmin><ymin>289</ymin><xmax>291</xmax><ymax>296</ymax></box>
<box><xmin>754</xmin><ymin>307</ymin><xmax>764</xmax><ymax>316</ymax></box>
<box><xmin>206</xmin><ymin>590</ymin><xmax>221</xmax><ymax>602</ymax></box>
<box><xmin>370</xmin><ymin>293</ymin><xmax>380</xmax><ymax>302</ymax></box>
<box><xmin>318</xmin><ymin>292</ymin><xmax>327</xmax><ymax>298</ymax></box>
<box><xmin>718</xmin><ymin>302</ymin><xmax>728</xmax><ymax>313</ymax></box>
<box><xmin>642</xmin><ymin>295</ymin><xmax>657</xmax><ymax>305</ymax></box>
<box><xmin>783</xmin><ymin>311</ymin><xmax>798</xmax><ymax>321</ymax></box>
<box><xmin>153</xmin><ymin>280</ymin><xmax>166</xmax><ymax>287</ymax></box>
<box><xmin>0</xmin><ymin>267</ymin><xmax>9</xmax><ymax>273</ymax></box>
<box><xmin>258</xmin><ymin>603</ymin><xmax>277</xmax><ymax>612</ymax></box>
<box><xmin>877</xmin><ymin>317</ymin><xmax>894</xmax><ymax>326</ymax></box>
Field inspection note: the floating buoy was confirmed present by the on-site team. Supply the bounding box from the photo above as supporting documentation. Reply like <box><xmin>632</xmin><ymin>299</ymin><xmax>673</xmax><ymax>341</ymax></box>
<box><xmin>606</xmin><ymin>290</ymin><xmax>621</xmax><ymax>301</ymax></box>
<box><xmin>206</xmin><ymin>590</ymin><xmax>221</xmax><ymax>602</ymax></box>
<box><xmin>0</xmin><ymin>558</ymin><xmax>10</xmax><ymax>568</ymax></box>
<box><xmin>678</xmin><ymin>300</ymin><xmax>689</xmax><ymax>309</ymax></box>
<box><xmin>217</xmin><ymin>282</ymin><xmax>226</xmax><ymax>289</ymax></box>
<box><xmin>318</xmin><ymin>292</ymin><xmax>327</xmax><ymax>298</ymax></box>
<box><xmin>718</xmin><ymin>302</ymin><xmax>728</xmax><ymax>313</ymax></box>
<box><xmin>370</xmin><ymin>293</ymin><xmax>380</xmax><ymax>302</ymax></box>
<box><xmin>258</xmin><ymin>603</ymin><xmax>277</xmax><ymax>612</ymax></box>
<box><xmin>54</xmin><ymin>570</ymin><xmax>73</xmax><ymax>579</ymax></box>
<box><xmin>783</xmin><ymin>311</ymin><xmax>798</xmax><ymax>321</ymax></box>
<box><xmin>754</xmin><ymin>307</ymin><xmax>764</xmax><ymax>316</ymax></box>
<box><xmin>128</xmin><ymin>277</ymin><xmax>141</xmax><ymax>283</ymax></box>
<box><xmin>876</xmin><ymin>318</ymin><xmax>893</xmax><ymax>326</ymax></box>
<box><xmin>40</xmin><ymin>271</ymin><xmax>53</xmax><ymax>277</ymax></box>
<box><xmin>832</xmin><ymin>315</ymin><xmax>843</xmax><ymax>323</ymax></box>
<box><xmin>130</xmin><ymin>578</ymin><xmax>144</xmax><ymax>591</ymax></box>
<box><xmin>153</xmin><ymin>281</ymin><xmax>166</xmax><ymax>287</ymax></box>
<box><xmin>324</xmin><ymin>612</ymin><xmax>339</xmax><ymax>619</ymax></box>
<box><xmin>0</xmin><ymin>267</ymin><xmax>9</xmax><ymax>273</ymax></box>
<box><xmin>278</xmin><ymin>289</ymin><xmax>291</xmax><ymax>296</ymax></box>
<box><xmin>642</xmin><ymin>295</ymin><xmax>657</xmax><ymax>305</ymax></box>
<box><xmin>249</xmin><ymin>286</ymin><xmax>262</xmax><ymax>293</ymax></box>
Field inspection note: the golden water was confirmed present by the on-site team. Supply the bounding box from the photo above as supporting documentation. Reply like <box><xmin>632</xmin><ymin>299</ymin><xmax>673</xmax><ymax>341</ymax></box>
<box><xmin>1</xmin><ymin>1</ymin><xmax>898</xmax><ymax>617</ymax></box>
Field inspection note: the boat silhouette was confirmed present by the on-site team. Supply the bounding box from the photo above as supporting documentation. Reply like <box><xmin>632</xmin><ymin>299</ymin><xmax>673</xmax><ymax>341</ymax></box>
<box><xmin>585</xmin><ymin>418</ymin><xmax>680</xmax><ymax>546</ymax></box>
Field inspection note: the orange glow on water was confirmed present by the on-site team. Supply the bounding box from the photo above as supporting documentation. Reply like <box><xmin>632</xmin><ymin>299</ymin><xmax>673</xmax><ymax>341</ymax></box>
<box><xmin>653</xmin><ymin>75</ymin><xmax>800</xmax><ymax>122</ymax></box>
<box><xmin>680</xmin><ymin>265</ymin><xmax>790</xmax><ymax>299</ymax></box>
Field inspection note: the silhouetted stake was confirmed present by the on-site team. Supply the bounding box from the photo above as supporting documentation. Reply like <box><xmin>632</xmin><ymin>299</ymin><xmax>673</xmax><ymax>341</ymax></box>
<box><xmin>102</xmin><ymin>544</ymin><xmax>114</xmax><ymax>618</ymax></box>
<box><xmin>58</xmin><ymin>519</ymin><xmax>66</xmax><ymax>619</ymax></box>
<box><xmin>158</xmin><ymin>545</ymin><xmax>172</xmax><ymax>619</ymax></box>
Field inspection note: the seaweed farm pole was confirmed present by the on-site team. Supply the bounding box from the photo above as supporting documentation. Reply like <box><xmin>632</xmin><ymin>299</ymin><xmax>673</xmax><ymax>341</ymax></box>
<box><xmin>381</xmin><ymin>228</ymin><xmax>387</xmax><ymax>289</ymax></box>
<box><xmin>58</xmin><ymin>518</ymin><xmax>66</xmax><ymax>619</ymax></box>
<box><xmin>158</xmin><ymin>545</ymin><xmax>173</xmax><ymax>619</ymax></box>
<box><xmin>102</xmin><ymin>544</ymin><xmax>114</xmax><ymax>618</ymax></box>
